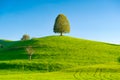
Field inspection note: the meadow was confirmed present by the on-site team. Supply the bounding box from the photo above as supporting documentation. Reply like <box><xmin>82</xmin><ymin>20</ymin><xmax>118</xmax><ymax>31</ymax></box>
<box><xmin>0</xmin><ymin>69</ymin><xmax>120</xmax><ymax>80</ymax></box>
<box><xmin>0</xmin><ymin>36</ymin><xmax>120</xmax><ymax>80</ymax></box>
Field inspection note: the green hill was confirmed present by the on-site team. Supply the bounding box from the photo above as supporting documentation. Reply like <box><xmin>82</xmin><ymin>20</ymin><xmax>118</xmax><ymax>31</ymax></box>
<box><xmin>0</xmin><ymin>36</ymin><xmax>120</xmax><ymax>71</ymax></box>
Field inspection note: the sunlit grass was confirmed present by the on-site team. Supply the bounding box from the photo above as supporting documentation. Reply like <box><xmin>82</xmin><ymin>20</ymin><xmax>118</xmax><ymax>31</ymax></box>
<box><xmin>0</xmin><ymin>36</ymin><xmax>120</xmax><ymax>80</ymax></box>
<box><xmin>0</xmin><ymin>70</ymin><xmax>120</xmax><ymax>80</ymax></box>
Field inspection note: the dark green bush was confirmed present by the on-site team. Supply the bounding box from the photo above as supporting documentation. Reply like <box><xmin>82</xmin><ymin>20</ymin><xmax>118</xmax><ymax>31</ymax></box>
<box><xmin>0</xmin><ymin>62</ymin><xmax>66</xmax><ymax>72</ymax></box>
<box><xmin>117</xmin><ymin>57</ymin><xmax>120</xmax><ymax>63</ymax></box>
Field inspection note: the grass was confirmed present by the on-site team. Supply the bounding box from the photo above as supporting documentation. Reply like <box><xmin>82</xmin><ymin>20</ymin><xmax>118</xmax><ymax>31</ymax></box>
<box><xmin>0</xmin><ymin>71</ymin><xmax>74</xmax><ymax>80</ymax></box>
<box><xmin>0</xmin><ymin>70</ymin><xmax>120</xmax><ymax>80</ymax></box>
<box><xmin>0</xmin><ymin>35</ymin><xmax>120</xmax><ymax>79</ymax></box>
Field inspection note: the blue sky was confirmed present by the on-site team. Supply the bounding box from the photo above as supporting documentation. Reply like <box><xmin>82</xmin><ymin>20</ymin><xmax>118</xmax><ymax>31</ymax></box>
<box><xmin>0</xmin><ymin>0</ymin><xmax>120</xmax><ymax>44</ymax></box>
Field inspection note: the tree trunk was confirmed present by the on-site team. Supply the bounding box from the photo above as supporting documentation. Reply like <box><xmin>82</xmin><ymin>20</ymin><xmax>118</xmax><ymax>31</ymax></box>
<box><xmin>60</xmin><ymin>32</ymin><xmax>63</xmax><ymax>36</ymax></box>
<box><xmin>29</xmin><ymin>55</ymin><xmax>32</xmax><ymax>61</ymax></box>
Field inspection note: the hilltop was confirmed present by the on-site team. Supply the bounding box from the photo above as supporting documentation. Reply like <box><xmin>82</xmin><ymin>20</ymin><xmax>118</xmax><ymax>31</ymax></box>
<box><xmin>0</xmin><ymin>36</ymin><xmax>120</xmax><ymax>71</ymax></box>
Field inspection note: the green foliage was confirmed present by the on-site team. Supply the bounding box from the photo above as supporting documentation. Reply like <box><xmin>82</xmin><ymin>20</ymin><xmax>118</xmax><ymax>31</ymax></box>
<box><xmin>117</xmin><ymin>57</ymin><xmax>120</xmax><ymax>63</ymax></box>
<box><xmin>54</xmin><ymin>14</ymin><xmax>70</xmax><ymax>36</ymax></box>
<box><xmin>21</xmin><ymin>34</ymin><xmax>30</xmax><ymax>40</ymax></box>
<box><xmin>0</xmin><ymin>61</ymin><xmax>68</xmax><ymax>71</ymax></box>
<box><xmin>0</xmin><ymin>44</ymin><xmax>3</xmax><ymax>48</ymax></box>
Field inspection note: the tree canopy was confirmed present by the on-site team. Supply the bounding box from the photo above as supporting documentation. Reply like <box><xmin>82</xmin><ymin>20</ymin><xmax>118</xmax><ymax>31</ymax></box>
<box><xmin>53</xmin><ymin>14</ymin><xmax>70</xmax><ymax>36</ymax></box>
<box><xmin>21</xmin><ymin>34</ymin><xmax>30</xmax><ymax>40</ymax></box>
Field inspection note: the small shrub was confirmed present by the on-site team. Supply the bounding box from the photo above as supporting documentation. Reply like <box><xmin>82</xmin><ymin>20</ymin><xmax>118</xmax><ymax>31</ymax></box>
<box><xmin>117</xmin><ymin>57</ymin><xmax>120</xmax><ymax>63</ymax></box>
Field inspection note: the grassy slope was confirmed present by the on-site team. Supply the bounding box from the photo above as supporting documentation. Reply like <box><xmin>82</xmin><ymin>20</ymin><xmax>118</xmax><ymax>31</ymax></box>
<box><xmin>0</xmin><ymin>36</ymin><xmax>120</xmax><ymax>71</ymax></box>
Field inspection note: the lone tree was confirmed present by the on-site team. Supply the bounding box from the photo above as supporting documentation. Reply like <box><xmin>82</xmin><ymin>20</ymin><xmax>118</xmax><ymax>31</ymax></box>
<box><xmin>53</xmin><ymin>14</ymin><xmax>70</xmax><ymax>36</ymax></box>
<box><xmin>25</xmin><ymin>46</ymin><xmax>34</xmax><ymax>61</ymax></box>
<box><xmin>21</xmin><ymin>34</ymin><xmax>30</xmax><ymax>40</ymax></box>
